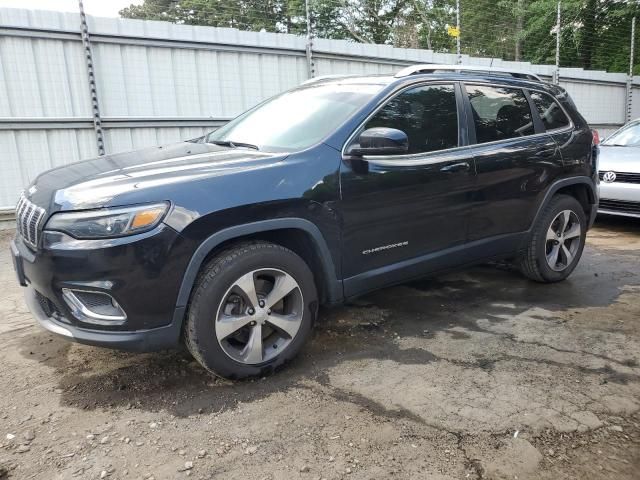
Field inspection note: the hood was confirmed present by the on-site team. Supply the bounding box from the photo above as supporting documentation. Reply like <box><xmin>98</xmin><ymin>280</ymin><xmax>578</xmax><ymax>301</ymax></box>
<box><xmin>598</xmin><ymin>145</ymin><xmax>640</xmax><ymax>173</ymax></box>
<box><xmin>27</xmin><ymin>142</ymin><xmax>286</xmax><ymax>213</ymax></box>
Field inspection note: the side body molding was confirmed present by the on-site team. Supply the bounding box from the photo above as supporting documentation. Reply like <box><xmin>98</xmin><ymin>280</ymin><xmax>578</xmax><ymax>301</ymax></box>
<box><xmin>174</xmin><ymin>218</ymin><xmax>343</xmax><ymax>312</ymax></box>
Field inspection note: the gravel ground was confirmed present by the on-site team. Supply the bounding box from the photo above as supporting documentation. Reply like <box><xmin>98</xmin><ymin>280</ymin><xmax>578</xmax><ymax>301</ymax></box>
<box><xmin>0</xmin><ymin>217</ymin><xmax>639</xmax><ymax>480</ymax></box>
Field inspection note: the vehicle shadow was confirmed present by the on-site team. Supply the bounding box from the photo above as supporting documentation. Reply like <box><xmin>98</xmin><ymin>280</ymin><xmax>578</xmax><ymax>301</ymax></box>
<box><xmin>594</xmin><ymin>214</ymin><xmax>640</xmax><ymax>233</ymax></box>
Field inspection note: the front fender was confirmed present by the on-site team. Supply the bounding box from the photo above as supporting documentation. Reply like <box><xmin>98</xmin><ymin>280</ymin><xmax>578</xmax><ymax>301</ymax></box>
<box><xmin>173</xmin><ymin>218</ymin><xmax>343</xmax><ymax>326</ymax></box>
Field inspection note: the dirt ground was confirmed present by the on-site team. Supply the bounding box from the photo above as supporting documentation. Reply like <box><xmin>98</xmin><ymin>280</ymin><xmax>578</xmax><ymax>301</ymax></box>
<box><xmin>0</xmin><ymin>217</ymin><xmax>639</xmax><ymax>480</ymax></box>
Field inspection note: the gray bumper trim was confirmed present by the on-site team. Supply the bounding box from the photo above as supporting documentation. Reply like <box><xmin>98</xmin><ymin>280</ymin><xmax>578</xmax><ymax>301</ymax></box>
<box><xmin>598</xmin><ymin>208</ymin><xmax>640</xmax><ymax>219</ymax></box>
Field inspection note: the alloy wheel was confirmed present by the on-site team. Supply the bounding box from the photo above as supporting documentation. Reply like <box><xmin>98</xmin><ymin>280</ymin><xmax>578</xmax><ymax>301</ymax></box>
<box><xmin>545</xmin><ymin>210</ymin><xmax>582</xmax><ymax>272</ymax></box>
<box><xmin>215</xmin><ymin>268</ymin><xmax>304</xmax><ymax>365</ymax></box>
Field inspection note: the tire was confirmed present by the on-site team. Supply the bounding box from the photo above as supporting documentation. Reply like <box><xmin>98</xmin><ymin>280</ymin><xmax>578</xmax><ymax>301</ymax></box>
<box><xmin>519</xmin><ymin>194</ymin><xmax>587</xmax><ymax>283</ymax></box>
<box><xmin>184</xmin><ymin>241</ymin><xmax>318</xmax><ymax>379</ymax></box>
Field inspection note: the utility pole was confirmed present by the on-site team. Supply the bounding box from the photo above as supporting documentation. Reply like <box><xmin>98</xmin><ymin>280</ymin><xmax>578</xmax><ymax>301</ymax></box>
<box><xmin>78</xmin><ymin>0</ymin><xmax>105</xmax><ymax>155</ymax></box>
<box><xmin>305</xmin><ymin>0</ymin><xmax>315</xmax><ymax>78</ymax></box>
<box><xmin>627</xmin><ymin>16</ymin><xmax>636</xmax><ymax>122</ymax></box>
<box><xmin>554</xmin><ymin>1</ymin><xmax>561</xmax><ymax>84</ymax></box>
<box><xmin>456</xmin><ymin>0</ymin><xmax>461</xmax><ymax>64</ymax></box>
<box><xmin>515</xmin><ymin>0</ymin><xmax>523</xmax><ymax>61</ymax></box>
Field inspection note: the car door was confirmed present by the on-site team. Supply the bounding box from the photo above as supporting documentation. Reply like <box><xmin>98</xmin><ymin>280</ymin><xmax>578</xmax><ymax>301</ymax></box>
<box><xmin>463</xmin><ymin>83</ymin><xmax>563</xmax><ymax>243</ymax></box>
<box><xmin>339</xmin><ymin>82</ymin><xmax>477</xmax><ymax>296</ymax></box>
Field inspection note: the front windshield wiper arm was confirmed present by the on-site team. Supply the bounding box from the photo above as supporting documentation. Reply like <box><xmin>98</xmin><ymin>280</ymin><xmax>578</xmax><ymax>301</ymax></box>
<box><xmin>209</xmin><ymin>139</ymin><xmax>259</xmax><ymax>150</ymax></box>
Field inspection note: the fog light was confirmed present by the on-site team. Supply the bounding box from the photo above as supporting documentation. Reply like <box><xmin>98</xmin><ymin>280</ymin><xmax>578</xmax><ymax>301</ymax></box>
<box><xmin>61</xmin><ymin>288</ymin><xmax>127</xmax><ymax>325</ymax></box>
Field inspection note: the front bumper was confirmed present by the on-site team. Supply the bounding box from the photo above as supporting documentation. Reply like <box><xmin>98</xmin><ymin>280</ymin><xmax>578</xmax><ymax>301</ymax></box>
<box><xmin>25</xmin><ymin>286</ymin><xmax>183</xmax><ymax>351</ymax></box>
<box><xmin>598</xmin><ymin>182</ymin><xmax>640</xmax><ymax>218</ymax></box>
<box><xmin>11</xmin><ymin>223</ymin><xmax>193</xmax><ymax>351</ymax></box>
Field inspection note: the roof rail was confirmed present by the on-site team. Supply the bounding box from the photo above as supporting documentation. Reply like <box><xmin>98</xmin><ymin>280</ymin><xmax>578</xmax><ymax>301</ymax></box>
<box><xmin>394</xmin><ymin>64</ymin><xmax>543</xmax><ymax>82</ymax></box>
<box><xmin>301</xmin><ymin>74</ymin><xmax>361</xmax><ymax>85</ymax></box>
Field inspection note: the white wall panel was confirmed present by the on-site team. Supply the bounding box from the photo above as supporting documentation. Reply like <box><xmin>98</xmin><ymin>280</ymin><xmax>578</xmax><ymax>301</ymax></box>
<box><xmin>0</xmin><ymin>131</ymin><xmax>22</xmax><ymax>206</ymax></box>
<box><xmin>561</xmin><ymin>81</ymin><xmax>627</xmax><ymax>125</ymax></box>
<box><xmin>63</xmin><ymin>41</ymin><xmax>94</xmax><ymax>117</ymax></box>
<box><xmin>172</xmin><ymin>48</ymin><xmax>201</xmax><ymax>116</ymax></box>
<box><xmin>631</xmin><ymin>87</ymin><xmax>640</xmax><ymax>121</ymax></box>
<box><xmin>120</xmin><ymin>45</ymin><xmax>155</xmax><ymax>117</ymax></box>
<box><xmin>1</xmin><ymin>37</ymin><xmax>44</xmax><ymax>116</ymax></box>
<box><xmin>146</xmin><ymin>47</ymin><xmax>179</xmax><ymax>117</ymax></box>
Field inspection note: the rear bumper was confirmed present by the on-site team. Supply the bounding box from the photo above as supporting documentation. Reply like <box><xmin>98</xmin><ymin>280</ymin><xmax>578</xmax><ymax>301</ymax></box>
<box><xmin>25</xmin><ymin>286</ymin><xmax>183</xmax><ymax>351</ymax></box>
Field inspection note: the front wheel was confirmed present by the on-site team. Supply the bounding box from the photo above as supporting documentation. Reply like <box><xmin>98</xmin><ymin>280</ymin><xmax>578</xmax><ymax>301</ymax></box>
<box><xmin>519</xmin><ymin>194</ymin><xmax>587</xmax><ymax>283</ymax></box>
<box><xmin>184</xmin><ymin>242</ymin><xmax>318</xmax><ymax>379</ymax></box>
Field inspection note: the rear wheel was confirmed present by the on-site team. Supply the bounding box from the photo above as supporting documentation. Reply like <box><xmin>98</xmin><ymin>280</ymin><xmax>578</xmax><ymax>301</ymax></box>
<box><xmin>185</xmin><ymin>242</ymin><xmax>317</xmax><ymax>379</ymax></box>
<box><xmin>519</xmin><ymin>195</ymin><xmax>587</xmax><ymax>283</ymax></box>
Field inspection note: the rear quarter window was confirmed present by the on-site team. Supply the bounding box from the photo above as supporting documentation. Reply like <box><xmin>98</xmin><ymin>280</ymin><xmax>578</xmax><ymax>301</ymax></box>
<box><xmin>465</xmin><ymin>85</ymin><xmax>534</xmax><ymax>143</ymax></box>
<box><xmin>529</xmin><ymin>91</ymin><xmax>571</xmax><ymax>131</ymax></box>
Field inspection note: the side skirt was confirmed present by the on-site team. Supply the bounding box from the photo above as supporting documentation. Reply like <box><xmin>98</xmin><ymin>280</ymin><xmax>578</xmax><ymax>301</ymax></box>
<box><xmin>343</xmin><ymin>231</ymin><xmax>527</xmax><ymax>298</ymax></box>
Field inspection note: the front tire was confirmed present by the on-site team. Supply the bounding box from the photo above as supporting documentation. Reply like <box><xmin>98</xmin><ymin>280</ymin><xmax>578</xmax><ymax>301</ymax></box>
<box><xmin>185</xmin><ymin>241</ymin><xmax>318</xmax><ymax>379</ymax></box>
<box><xmin>519</xmin><ymin>194</ymin><xmax>587</xmax><ymax>283</ymax></box>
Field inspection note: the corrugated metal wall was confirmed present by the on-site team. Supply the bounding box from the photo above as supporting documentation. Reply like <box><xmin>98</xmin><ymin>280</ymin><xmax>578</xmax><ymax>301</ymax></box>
<box><xmin>1</xmin><ymin>7</ymin><xmax>638</xmax><ymax>208</ymax></box>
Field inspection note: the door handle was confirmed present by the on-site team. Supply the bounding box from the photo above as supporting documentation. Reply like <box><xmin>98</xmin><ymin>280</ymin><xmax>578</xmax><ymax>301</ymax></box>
<box><xmin>440</xmin><ymin>161</ymin><xmax>471</xmax><ymax>173</ymax></box>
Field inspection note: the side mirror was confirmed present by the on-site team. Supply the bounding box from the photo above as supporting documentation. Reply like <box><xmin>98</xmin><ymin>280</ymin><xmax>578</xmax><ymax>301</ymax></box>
<box><xmin>347</xmin><ymin>127</ymin><xmax>409</xmax><ymax>156</ymax></box>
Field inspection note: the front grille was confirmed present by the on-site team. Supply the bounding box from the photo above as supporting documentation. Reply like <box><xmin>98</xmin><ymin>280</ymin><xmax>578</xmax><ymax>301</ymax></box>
<box><xmin>599</xmin><ymin>199</ymin><xmax>640</xmax><ymax>215</ymax></box>
<box><xmin>15</xmin><ymin>193</ymin><xmax>46</xmax><ymax>249</ymax></box>
<box><xmin>599</xmin><ymin>171</ymin><xmax>640</xmax><ymax>184</ymax></box>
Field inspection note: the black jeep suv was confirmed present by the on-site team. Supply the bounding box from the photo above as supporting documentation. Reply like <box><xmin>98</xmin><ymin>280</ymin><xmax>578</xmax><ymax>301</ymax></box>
<box><xmin>11</xmin><ymin>65</ymin><xmax>598</xmax><ymax>379</ymax></box>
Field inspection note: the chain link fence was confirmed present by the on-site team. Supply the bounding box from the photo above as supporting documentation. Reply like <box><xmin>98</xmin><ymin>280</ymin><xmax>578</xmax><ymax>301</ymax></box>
<box><xmin>119</xmin><ymin>0</ymin><xmax>639</xmax><ymax>78</ymax></box>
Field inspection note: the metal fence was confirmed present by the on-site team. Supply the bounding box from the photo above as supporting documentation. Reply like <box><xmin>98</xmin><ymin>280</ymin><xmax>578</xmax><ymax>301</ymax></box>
<box><xmin>0</xmin><ymin>5</ymin><xmax>639</xmax><ymax>209</ymax></box>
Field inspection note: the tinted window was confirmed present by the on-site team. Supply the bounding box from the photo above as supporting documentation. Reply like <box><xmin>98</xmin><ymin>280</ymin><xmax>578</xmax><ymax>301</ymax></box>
<box><xmin>530</xmin><ymin>91</ymin><xmax>571</xmax><ymax>131</ymax></box>
<box><xmin>466</xmin><ymin>85</ymin><xmax>534</xmax><ymax>143</ymax></box>
<box><xmin>365</xmin><ymin>84</ymin><xmax>458</xmax><ymax>154</ymax></box>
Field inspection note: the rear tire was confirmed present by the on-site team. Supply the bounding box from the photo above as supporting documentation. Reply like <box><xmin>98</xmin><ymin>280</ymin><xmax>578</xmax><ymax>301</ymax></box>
<box><xmin>519</xmin><ymin>194</ymin><xmax>587</xmax><ymax>283</ymax></box>
<box><xmin>184</xmin><ymin>241</ymin><xmax>318</xmax><ymax>379</ymax></box>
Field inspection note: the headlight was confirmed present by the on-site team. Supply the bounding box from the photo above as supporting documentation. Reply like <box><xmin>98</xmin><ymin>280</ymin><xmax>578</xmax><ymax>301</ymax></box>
<box><xmin>45</xmin><ymin>203</ymin><xmax>169</xmax><ymax>239</ymax></box>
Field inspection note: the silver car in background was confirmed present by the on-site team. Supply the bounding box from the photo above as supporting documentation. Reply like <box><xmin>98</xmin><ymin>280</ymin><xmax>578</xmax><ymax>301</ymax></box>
<box><xmin>598</xmin><ymin>120</ymin><xmax>640</xmax><ymax>218</ymax></box>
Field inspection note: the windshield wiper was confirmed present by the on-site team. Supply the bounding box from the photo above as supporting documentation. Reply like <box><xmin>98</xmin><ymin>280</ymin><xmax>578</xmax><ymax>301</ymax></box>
<box><xmin>209</xmin><ymin>139</ymin><xmax>259</xmax><ymax>150</ymax></box>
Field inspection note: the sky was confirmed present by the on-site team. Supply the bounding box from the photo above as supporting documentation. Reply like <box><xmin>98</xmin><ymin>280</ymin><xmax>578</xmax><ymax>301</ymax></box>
<box><xmin>0</xmin><ymin>0</ymin><xmax>143</xmax><ymax>17</ymax></box>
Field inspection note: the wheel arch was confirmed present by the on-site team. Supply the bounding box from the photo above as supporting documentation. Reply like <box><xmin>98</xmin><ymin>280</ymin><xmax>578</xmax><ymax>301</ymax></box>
<box><xmin>173</xmin><ymin>219</ymin><xmax>343</xmax><ymax>326</ymax></box>
<box><xmin>531</xmin><ymin>177</ymin><xmax>597</xmax><ymax>231</ymax></box>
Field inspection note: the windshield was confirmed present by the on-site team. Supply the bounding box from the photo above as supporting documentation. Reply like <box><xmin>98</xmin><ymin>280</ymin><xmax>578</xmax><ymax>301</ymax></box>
<box><xmin>206</xmin><ymin>83</ymin><xmax>383</xmax><ymax>152</ymax></box>
<box><xmin>603</xmin><ymin>122</ymin><xmax>640</xmax><ymax>146</ymax></box>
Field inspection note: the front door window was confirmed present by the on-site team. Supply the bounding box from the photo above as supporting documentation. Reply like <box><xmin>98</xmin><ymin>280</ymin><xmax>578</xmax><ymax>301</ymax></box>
<box><xmin>364</xmin><ymin>84</ymin><xmax>459</xmax><ymax>154</ymax></box>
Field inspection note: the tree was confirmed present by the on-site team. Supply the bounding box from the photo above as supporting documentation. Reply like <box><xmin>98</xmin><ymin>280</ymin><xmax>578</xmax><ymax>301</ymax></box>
<box><xmin>119</xmin><ymin>0</ymin><xmax>176</xmax><ymax>22</ymax></box>
<box><xmin>119</xmin><ymin>0</ymin><xmax>640</xmax><ymax>73</ymax></box>
<box><xmin>120</xmin><ymin>0</ymin><xmax>307</xmax><ymax>33</ymax></box>
<box><xmin>523</xmin><ymin>0</ymin><xmax>639</xmax><ymax>73</ymax></box>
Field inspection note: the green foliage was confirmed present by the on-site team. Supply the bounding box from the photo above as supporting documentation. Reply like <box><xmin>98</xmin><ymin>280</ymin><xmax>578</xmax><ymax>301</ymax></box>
<box><xmin>119</xmin><ymin>0</ymin><xmax>640</xmax><ymax>73</ymax></box>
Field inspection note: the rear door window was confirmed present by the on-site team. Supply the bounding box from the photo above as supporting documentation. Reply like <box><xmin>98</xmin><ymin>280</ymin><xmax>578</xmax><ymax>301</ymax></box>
<box><xmin>365</xmin><ymin>84</ymin><xmax>458</xmax><ymax>154</ymax></box>
<box><xmin>529</xmin><ymin>91</ymin><xmax>571</xmax><ymax>131</ymax></box>
<box><xmin>465</xmin><ymin>85</ymin><xmax>534</xmax><ymax>143</ymax></box>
